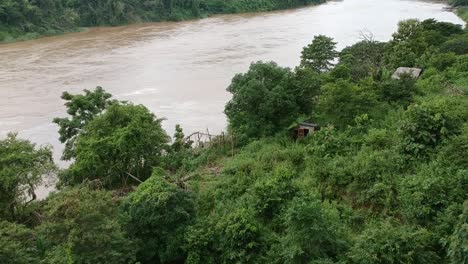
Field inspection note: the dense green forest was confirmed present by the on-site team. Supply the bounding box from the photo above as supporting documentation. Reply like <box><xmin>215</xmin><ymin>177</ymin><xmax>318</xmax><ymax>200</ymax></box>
<box><xmin>1</xmin><ymin>17</ymin><xmax>468</xmax><ymax>263</ymax></box>
<box><xmin>0</xmin><ymin>0</ymin><xmax>324</xmax><ymax>42</ymax></box>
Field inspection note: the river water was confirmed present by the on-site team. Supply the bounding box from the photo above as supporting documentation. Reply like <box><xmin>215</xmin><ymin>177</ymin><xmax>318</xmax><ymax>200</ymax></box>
<box><xmin>0</xmin><ymin>0</ymin><xmax>464</xmax><ymax>164</ymax></box>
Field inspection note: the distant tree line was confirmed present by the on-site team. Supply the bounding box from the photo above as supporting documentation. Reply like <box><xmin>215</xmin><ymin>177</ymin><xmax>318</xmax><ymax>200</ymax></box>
<box><xmin>0</xmin><ymin>0</ymin><xmax>325</xmax><ymax>42</ymax></box>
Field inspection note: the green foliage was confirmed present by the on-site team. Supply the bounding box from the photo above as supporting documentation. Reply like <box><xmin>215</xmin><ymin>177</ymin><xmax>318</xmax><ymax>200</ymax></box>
<box><xmin>37</xmin><ymin>186</ymin><xmax>136</xmax><ymax>264</ymax></box>
<box><xmin>348</xmin><ymin>221</ymin><xmax>440</xmax><ymax>264</ymax></box>
<box><xmin>53</xmin><ymin>87</ymin><xmax>114</xmax><ymax>160</ymax></box>
<box><xmin>428</xmin><ymin>52</ymin><xmax>458</xmax><ymax>71</ymax></box>
<box><xmin>392</xmin><ymin>19</ymin><xmax>424</xmax><ymax>43</ymax></box>
<box><xmin>122</xmin><ymin>171</ymin><xmax>195</xmax><ymax>263</ymax></box>
<box><xmin>300</xmin><ymin>35</ymin><xmax>338</xmax><ymax>72</ymax></box>
<box><xmin>161</xmin><ymin>124</ymin><xmax>194</xmax><ymax>172</ymax></box>
<box><xmin>0</xmin><ymin>133</ymin><xmax>55</xmax><ymax>220</ymax></box>
<box><xmin>441</xmin><ymin>33</ymin><xmax>468</xmax><ymax>55</ymax></box>
<box><xmin>252</xmin><ymin>162</ymin><xmax>297</xmax><ymax>218</ymax></box>
<box><xmin>347</xmin><ymin>148</ymin><xmax>403</xmax><ymax>212</ymax></box>
<box><xmin>386</xmin><ymin>41</ymin><xmax>420</xmax><ymax>68</ymax></box>
<box><xmin>447</xmin><ymin>201</ymin><xmax>468</xmax><ymax>264</ymax></box>
<box><xmin>225</xmin><ymin>61</ymin><xmax>315</xmax><ymax>144</ymax></box>
<box><xmin>0</xmin><ymin>0</ymin><xmax>325</xmax><ymax>42</ymax></box>
<box><xmin>379</xmin><ymin>75</ymin><xmax>417</xmax><ymax>105</ymax></box>
<box><xmin>61</xmin><ymin>103</ymin><xmax>169</xmax><ymax>188</ymax></box>
<box><xmin>213</xmin><ymin>21</ymin><xmax>468</xmax><ymax>262</ymax></box>
<box><xmin>400</xmin><ymin>106</ymin><xmax>442</xmax><ymax>156</ymax></box>
<box><xmin>3</xmin><ymin>18</ymin><xmax>468</xmax><ymax>263</ymax></box>
<box><xmin>0</xmin><ymin>221</ymin><xmax>39</xmax><ymax>264</ymax></box>
<box><xmin>316</xmin><ymin>79</ymin><xmax>379</xmax><ymax>127</ymax></box>
<box><xmin>291</xmin><ymin>67</ymin><xmax>323</xmax><ymax>99</ymax></box>
<box><xmin>420</xmin><ymin>19</ymin><xmax>463</xmax><ymax>38</ymax></box>
<box><xmin>385</xmin><ymin>19</ymin><xmax>463</xmax><ymax>68</ymax></box>
<box><xmin>185</xmin><ymin>218</ymin><xmax>219</xmax><ymax>264</ymax></box>
<box><xmin>437</xmin><ymin>125</ymin><xmax>468</xmax><ymax>168</ymax></box>
<box><xmin>279</xmin><ymin>193</ymin><xmax>348</xmax><ymax>263</ymax></box>
<box><xmin>339</xmin><ymin>40</ymin><xmax>386</xmax><ymax>80</ymax></box>
<box><xmin>172</xmin><ymin>124</ymin><xmax>189</xmax><ymax>152</ymax></box>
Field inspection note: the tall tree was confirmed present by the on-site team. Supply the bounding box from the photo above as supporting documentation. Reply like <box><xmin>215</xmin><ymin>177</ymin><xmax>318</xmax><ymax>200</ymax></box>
<box><xmin>225</xmin><ymin>61</ymin><xmax>315</xmax><ymax>144</ymax></box>
<box><xmin>279</xmin><ymin>193</ymin><xmax>349</xmax><ymax>263</ymax></box>
<box><xmin>53</xmin><ymin>87</ymin><xmax>114</xmax><ymax>160</ymax></box>
<box><xmin>316</xmin><ymin>79</ymin><xmax>378</xmax><ymax>128</ymax></box>
<box><xmin>61</xmin><ymin>103</ymin><xmax>169</xmax><ymax>188</ymax></box>
<box><xmin>0</xmin><ymin>134</ymin><xmax>55</xmax><ymax>220</ymax></box>
<box><xmin>300</xmin><ymin>35</ymin><xmax>338</xmax><ymax>72</ymax></box>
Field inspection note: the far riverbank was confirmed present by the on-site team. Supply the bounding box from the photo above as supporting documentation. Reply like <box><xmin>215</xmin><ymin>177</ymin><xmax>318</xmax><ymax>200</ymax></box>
<box><xmin>456</xmin><ymin>6</ymin><xmax>468</xmax><ymax>22</ymax></box>
<box><xmin>0</xmin><ymin>0</ymin><xmax>326</xmax><ymax>43</ymax></box>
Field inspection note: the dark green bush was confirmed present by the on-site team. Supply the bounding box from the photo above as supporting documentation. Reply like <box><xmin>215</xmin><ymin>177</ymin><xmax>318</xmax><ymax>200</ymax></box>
<box><xmin>441</xmin><ymin>34</ymin><xmax>468</xmax><ymax>55</ymax></box>
<box><xmin>348</xmin><ymin>221</ymin><xmax>440</xmax><ymax>264</ymax></box>
<box><xmin>122</xmin><ymin>171</ymin><xmax>195</xmax><ymax>263</ymax></box>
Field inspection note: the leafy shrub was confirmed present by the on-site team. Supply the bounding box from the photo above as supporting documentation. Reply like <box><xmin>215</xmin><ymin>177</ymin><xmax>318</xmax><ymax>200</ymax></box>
<box><xmin>348</xmin><ymin>221</ymin><xmax>440</xmax><ymax>264</ymax></box>
<box><xmin>0</xmin><ymin>221</ymin><xmax>39</xmax><ymax>264</ymax></box>
<box><xmin>278</xmin><ymin>192</ymin><xmax>349</xmax><ymax>263</ymax></box>
<box><xmin>215</xmin><ymin>208</ymin><xmax>265</xmax><ymax>263</ymax></box>
<box><xmin>399</xmin><ymin>162</ymin><xmax>468</xmax><ymax>226</ymax></box>
<box><xmin>253</xmin><ymin>162</ymin><xmax>298</xmax><ymax>218</ymax></box>
<box><xmin>449</xmin><ymin>0</ymin><xmax>468</xmax><ymax>7</ymax></box>
<box><xmin>379</xmin><ymin>75</ymin><xmax>417</xmax><ymax>105</ymax></box>
<box><xmin>37</xmin><ymin>186</ymin><xmax>136</xmax><ymax>264</ymax></box>
<box><xmin>301</xmin><ymin>35</ymin><xmax>338</xmax><ymax>72</ymax></box>
<box><xmin>122</xmin><ymin>171</ymin><xmax>195</xmax><ymax>263</ymax></box>
<box><xmin>441</xmin><ymin>34</ymin><xmax>468</xmax><ymax>55</ymax></box>
<box><xmin>447</xmin><ymin>201</ymin><xmax>468</xmax><ymax>264</ymax></box>
<box><xmin>0</xmin><ymin>134</ymin><xmax>55</xmax><ymax>220</ymax></box>
<box><xmin>339</xmin><ymin>40</ymin><xmax>386</xmax><ymax>80</ymax></box>
<box><xmin>400</xmin><ymin>104</ymin><xmax>453</xmax><ymax>157</ymax></box>
<box><xmin>316</xmin><ymin>79</ymin><xmax>379</xmax><ymax>128</ymax></box>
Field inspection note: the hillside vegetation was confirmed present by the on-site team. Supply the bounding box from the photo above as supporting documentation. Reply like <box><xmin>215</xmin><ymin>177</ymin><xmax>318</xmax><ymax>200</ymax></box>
<box><xmin>0</xmin><ymin>0</ymin><xmax>324</xmax><ymax>42</ymax></box>
<box><xmin>1</xmin><ymin>18</ymin><xmax>468</xmax><ymax>263</ymax></box>
<box><xmin>449</xmin><ymin>0</ymin><xmax>468</xmax><ymax>22</ymax></box>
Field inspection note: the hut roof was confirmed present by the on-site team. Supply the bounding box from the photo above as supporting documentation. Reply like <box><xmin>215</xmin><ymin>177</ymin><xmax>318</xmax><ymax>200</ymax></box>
<box><xmin>391</xmin><ymin>67</ymin><xmax>422</xmax><ymax>80</ymax></box>
<box><xmin>288</xmin><ymin>117</ymin><xmax>320</xmax><ymax>130</ymax></box>
<box><xmin>298</xmin><ymin>122</ymin><xmax>319</xmax><ymax>127</ymax></box>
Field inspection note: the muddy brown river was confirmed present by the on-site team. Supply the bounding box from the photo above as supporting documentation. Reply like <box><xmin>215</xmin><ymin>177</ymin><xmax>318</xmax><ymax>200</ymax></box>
<box><xmin>0</xmin><ymin>0</ymin><xmax>464</xmax><ymax>166</ymax></box>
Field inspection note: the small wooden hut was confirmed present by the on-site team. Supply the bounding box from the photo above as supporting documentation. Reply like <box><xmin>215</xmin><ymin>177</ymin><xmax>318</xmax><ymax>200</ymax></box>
<box><xmin>291</xmin><ymin>122</ymin><xmax>320</xmax><ymax>139</ymax></box>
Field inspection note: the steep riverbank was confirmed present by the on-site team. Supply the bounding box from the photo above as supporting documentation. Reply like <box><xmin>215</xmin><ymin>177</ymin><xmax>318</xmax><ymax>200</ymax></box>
<box><xmin>0</xmin><ymin>0</ymin><xmax>325</xmax><ymax>43</ymax></box>
<box><xmin>1</xmin><ymin>0</ymin><xmax>463</xmax><ymax>168</ymax></box>
<box><xmin>1</xmin><ymin>15</ymin><xmax>467</xmax><ymax>263</ymax></box>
